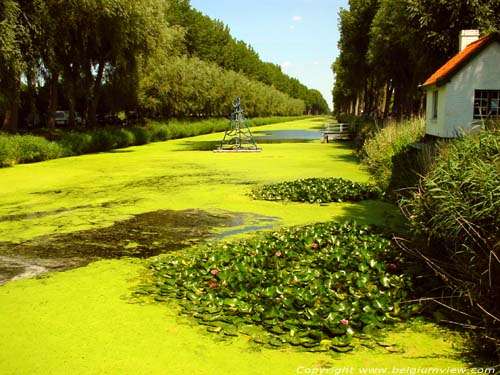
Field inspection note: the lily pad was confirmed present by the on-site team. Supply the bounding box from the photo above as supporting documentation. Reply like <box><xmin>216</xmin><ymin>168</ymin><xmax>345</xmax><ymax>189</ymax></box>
<box><xmin>145</xmin><ymin>220</ymin><xmax>418</xmax><ymax>352</ymax></box>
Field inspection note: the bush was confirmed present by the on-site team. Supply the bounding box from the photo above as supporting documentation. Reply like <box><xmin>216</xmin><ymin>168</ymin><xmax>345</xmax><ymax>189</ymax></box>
<box><xmin>361</xmin><ymin>118</ymin><xmax>425</xmax><ymax>191</ymax></box>
<box><xmin>145</xmin><ymin>221</ymin><xmax>418</xmax><ymax>352</ymax></box>
<box><xmin>59</xmin><ymin>132</ymin><xmax>94</xmax><ymax>155</ymax></box>
<box><xmin>0</xmin><ymin>133</ymin><xmax>65</xmax><ymax>166</ymax></box>
<box><xmin>0</xmin><ymin>134</ymin><xmax>17</xmax><ymax>167</ymax></box>
<box><xmin>401</xmin><ymin>126</ymin><xmax>500</xmax><ymax>361</ymax></box>
<box><xmin>387</xmin><ymin>142</ymin><xmax>439</xmax><ymax>198</ymax></box>
<box><xmin>114</xmin><ymin>128</ymin><xmax>135</xmax><ymax>148</ymax></box>
<box><xmin>251</xmin><ymin>177</ymin><xmax>381</xmax><ymax>203</ymax></box>
<box><xmin>0</xmin><ymin>116</ymin><xmax>308</xmax><ymax>167</ymax></box>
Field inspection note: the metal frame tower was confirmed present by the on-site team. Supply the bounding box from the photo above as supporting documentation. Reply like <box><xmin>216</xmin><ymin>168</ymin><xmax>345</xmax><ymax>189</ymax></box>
<box><xmin>214</xmin><ymin>97</ymin><xmax>261</xmax><ymax>152</ymax></box>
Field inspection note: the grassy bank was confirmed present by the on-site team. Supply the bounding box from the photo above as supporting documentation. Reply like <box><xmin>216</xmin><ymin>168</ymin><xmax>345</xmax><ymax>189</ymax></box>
<box><xmin>0</xmin><ymin>115</ymin><xmax>310</xmax><ymax>167</ymax></box>
<box><xmin>0</xmin><ymin>117</ymin><xmax>468</xmax><ymax>374</ymax></box>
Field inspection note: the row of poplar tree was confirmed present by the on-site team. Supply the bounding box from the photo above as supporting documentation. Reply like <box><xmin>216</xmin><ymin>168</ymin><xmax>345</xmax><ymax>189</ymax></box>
<box><xmin>0</xmin><ymin>0</ymin><xmax>330</xmax><ymax>132</ymax></box>
<box><xmin>332</xmin><ymin>0</ymin><xmax>500</xmax><ymax>119</ymax></box>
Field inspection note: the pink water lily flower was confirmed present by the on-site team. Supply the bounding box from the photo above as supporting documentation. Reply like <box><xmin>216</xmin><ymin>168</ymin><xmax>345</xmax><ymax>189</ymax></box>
<box><xmin>275</xmin><ymin>251</ymin><xmax>282</xmax><ymax>257</ymax></box>
<box><xmin>210</xmin><ymin>269</ymin><xmax>219</xmax><ymax>275</ymax></box>
<box><xmin>208</xmin><ymin>281</ymin><xmax>217</xmax><ymax>288</ymax></box>
<box><xmin>340</xmin><ymin>319</ymin><xmax>349</xmax><ymax>325</ymax></box>
<box><xmin>310</xmin><ymin>243</ymin><xmax>318</xmax><ymax>249</ymax></box>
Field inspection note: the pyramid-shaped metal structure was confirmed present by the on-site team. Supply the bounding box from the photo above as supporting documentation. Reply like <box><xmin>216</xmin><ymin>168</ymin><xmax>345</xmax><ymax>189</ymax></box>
<box><xmin>214</xmin><ymin>97</ymin><xmax>261</xmax><ymax>152</ymax></box>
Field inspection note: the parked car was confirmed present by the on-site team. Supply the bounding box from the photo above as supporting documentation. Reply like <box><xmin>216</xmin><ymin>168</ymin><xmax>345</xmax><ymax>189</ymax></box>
<box><xmin>55</xmin><ymin>110</ymin><xmax>83</xmax><ymax>126</ymax></box>
<box><xmin>96</xmin><ymin>113</ymin><xmax>124</xmax><ymax>125</ymax></box>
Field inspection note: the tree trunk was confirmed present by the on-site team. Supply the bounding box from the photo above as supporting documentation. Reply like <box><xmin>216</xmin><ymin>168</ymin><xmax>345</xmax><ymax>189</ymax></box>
<box><xmin>2</xmin><ymin>84</ymin><xmax>20</xmax><ymax>133</ymax></box>
<box><xmin>88</xmin><ymin>61</ymin><xmax>105</xmax><ymax>127</ymax></box>
<box><xmin>66</xmin><ymin>73</ymin><xmax>76</xmax><ymax>128</ymax></box>
<box><xmin>383</xmin><ymin>81</ymin><xmax>393</xmax><ymax>119</ymax></box>
<box><xmin>26</xmin><ymin>64</ymin><xmax>38</xmax><ymax>128</ymax></box>
<box><xmin>47</xmin><ymin>72</ymin><xmax>59</xmax><ymax>130</ymax></box>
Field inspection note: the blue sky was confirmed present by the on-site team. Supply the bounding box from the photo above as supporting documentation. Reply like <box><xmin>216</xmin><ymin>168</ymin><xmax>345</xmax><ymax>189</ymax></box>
<box><xmin>189</xmin><ymin>0</ymin><xmax>349</xmax><ymax>110</ymax></box>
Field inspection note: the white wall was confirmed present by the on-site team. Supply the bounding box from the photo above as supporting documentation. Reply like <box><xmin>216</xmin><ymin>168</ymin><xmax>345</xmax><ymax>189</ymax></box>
<box><xmin>425</xmin><ymin>42</ymin><xmax>500</xmax><ymax>138</ymax></box>
<box><xmin>443</xmin><ymin>43</ymin><xmax>500</xmax><ymax>137</ymax></box>
<box><xmin>425</xmin><ymin>86</ymin><xmax>447</xmax><ymax>137</ymax></box>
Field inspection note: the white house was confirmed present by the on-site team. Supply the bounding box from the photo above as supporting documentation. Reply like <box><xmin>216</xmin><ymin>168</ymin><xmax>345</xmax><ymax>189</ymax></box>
<box><xmin>420</xmin><ymin>31</ymin><xmax>500</xmax><ymax>138</ymax></box>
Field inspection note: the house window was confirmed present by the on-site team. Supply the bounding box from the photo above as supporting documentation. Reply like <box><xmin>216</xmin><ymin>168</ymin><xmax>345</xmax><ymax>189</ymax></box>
<box><xmin>431</xmin><ymin>91</ymin><xmax>438</xmax><ymax>119</ymax></box>
<box><xmin>474</xmin><ymin>90</ymin><xmax>500</xmax><ymax>119</ymax></box>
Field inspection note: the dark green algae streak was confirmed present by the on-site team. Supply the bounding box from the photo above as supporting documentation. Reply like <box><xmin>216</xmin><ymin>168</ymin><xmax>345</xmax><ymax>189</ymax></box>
<box><xmin>0</xmin><ymin>208</ymin><xmax>280</xmax><ymax>285</ymax></box>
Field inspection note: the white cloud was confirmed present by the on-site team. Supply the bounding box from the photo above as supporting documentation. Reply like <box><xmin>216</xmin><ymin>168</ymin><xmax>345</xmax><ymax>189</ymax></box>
<box><xmin>292</xmin><ymin>15</ymin><xmax>303</xmax><ymax>22</ymax></box>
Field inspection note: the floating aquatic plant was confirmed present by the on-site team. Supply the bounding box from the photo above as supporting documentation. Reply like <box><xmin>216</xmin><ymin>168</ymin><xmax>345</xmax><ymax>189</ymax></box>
<box><xmin>250</xmin><ymin>177</ymin><xmax>381</xmax><ymax>203</ymax></box>
<box><xmin>147</xmin><ymin>221</ymin><xmax>418</xmax><ymax>352</ymax></box>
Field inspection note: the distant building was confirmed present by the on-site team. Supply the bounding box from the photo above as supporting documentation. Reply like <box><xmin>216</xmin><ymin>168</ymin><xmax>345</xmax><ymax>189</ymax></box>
<box><xmin>420</xmin><ymin>30</ymin><xmax>500</xmax><ymax>138</ymax></box>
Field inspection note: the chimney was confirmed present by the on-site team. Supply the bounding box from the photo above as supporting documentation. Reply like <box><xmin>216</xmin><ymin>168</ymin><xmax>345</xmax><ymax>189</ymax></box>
<box><xmin>459</xmin><ymin>29</ymin><xmax>480</xmax><ymax>52</ymax></box>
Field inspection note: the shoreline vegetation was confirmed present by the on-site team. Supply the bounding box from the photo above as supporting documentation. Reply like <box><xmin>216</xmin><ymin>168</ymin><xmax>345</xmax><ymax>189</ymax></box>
<box><xmin>351</xmin><ymin>116</ymin><xmax>500</xmax><ymax>363</ymax></box>
<box><xmin>0</xmin><ymin>117</ymin><xmax>470</xmax><ymax>373</ymax></box>
<box><xmin>1</xmin><ymin>114</ymin><xmax>499</xmax><ymax>362</ymax></box>
<box><xmin>0</xmin><ymin>115</ymin><xmax>311</xmax><ymax>168</ymax></box>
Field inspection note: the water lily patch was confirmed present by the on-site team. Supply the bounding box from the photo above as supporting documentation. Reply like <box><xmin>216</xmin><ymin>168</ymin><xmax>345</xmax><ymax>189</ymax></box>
<box><xmin>146</xmin><ymin>221</ymin><xmax>419</xmax><ymax>352</ymax></box>
<box><xmin>250</xmin><ymin>177</ymin><xmax>381</xmax><ymax>203</ymax></box>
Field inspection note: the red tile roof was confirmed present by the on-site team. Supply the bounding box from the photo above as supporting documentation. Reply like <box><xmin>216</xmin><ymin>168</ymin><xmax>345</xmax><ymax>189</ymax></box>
<box><xmin>421</xmin><ymin>32</ymin><xmax>500</xmax><ymax>89</ymax></box>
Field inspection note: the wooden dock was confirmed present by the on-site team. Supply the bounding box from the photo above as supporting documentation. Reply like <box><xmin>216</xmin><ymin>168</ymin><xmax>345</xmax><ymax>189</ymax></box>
<box><xmin>322</xmin><ymin>123</ymin><xmax>353</xmax><ymax>142</ymax></box>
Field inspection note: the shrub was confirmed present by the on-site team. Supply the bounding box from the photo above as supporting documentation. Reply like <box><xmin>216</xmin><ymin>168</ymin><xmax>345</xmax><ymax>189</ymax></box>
<box><xmin>145</xmin><ymin>221</ymin><xmax>417</xmax><ymax>352</ymax></box>
<box><xmin>16</xmin><ymin>135</ymin><xmax>65</xmax><ymax>162</ymax></box>
<box><xmin>387</xmin><ymin>142</ymin><xmax>439</xmax><ymax>198</ymax></box>
<box><xmin>1</xmin><ymin>116</ymin><xmax>309</xmax><ymax>167</ymax></box>
<box><xmin>114</xmin><ymin>128</ymin><xmax>135</xmax><ymax>148</ymax></box>
<box><xmin>129</xmin><ymin>126</ymin><xmax>151</xmax><ymax>145</ymax></box>
<box><xmin>251</xmin><ymin>177</ymin><xmax>381</xmax><ymax>203</ymax></box>
<box><xmin>58</xmin><ymin>128</ymin><xmax>135</xmax><ymax>155</ymax></box>
<box><xmin>59</xmin><ymin>132</ymin><xmax>94</xmax><ymax>155</ymax></box>
<box><xmin>0</xmin><ymin>134</ymin><xmax>17</xmax><ymax>167</ymax></box>
<box><xmin>0</xmin><ymin>133</ymin><xmax>65</xmax><ymax>166</ymax></box>
<box><xmin>146</xmin><ymin>122</ymin><xmax>171</xmax><ymax>142</ymax></box>
<box><xmin>91</xmin><ymin>129</ymin><xmax>118</xmax><ymax>151</ymax></box>
<box><xmin>361</xmin><ymin>118</ymin><xmax>425</xmax><ymax>191</ymax></box>
<box><xmin>401</xmin><ymin>126</ymin><xmax>500</xmax><ymax>361</ymax></box>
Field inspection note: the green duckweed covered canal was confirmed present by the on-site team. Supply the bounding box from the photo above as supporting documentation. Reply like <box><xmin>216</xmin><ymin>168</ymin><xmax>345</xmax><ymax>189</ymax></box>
<box><xmin>0</xmin><ymin>117</ymin><xmax>469</xmax><ymax>374</ymax></box>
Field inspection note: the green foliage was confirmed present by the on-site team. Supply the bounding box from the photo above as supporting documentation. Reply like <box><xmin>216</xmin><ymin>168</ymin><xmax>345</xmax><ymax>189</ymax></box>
<box><xmin>0</xmin><ymin>133</ymin><xmax>65</xmax><ymax>166</ymax></box>
<box><xmin>138</xmin><ymin>55</ymin><xmax>306</xmax><ymax>118</ymax></box>
<box><xmin>147</xmin><ymin>221</ymin><xmax>417</xmax><ymax>351</ymax></box>
<box><xmin>332</xmin><ymin>0</ymin><xmax>379</xmax><ymax>116</ymax></box>
<box><xmin>251</xmin><ymin>177</ymin><xmax>381</xmax><ymax>203</ymax></box>
<box><xmin>0</xmin><ymin>116</ymin><xmax>306</xmax><ymax>167</ymax></box>
<box><xmin>361</xmin><ymin>118</ymin><xmax>425</xmax><ymax>191</ymax></box>
<box><xmin>333</xmin><ymin>0</ymin><xmax>500</xmax><ymax>118</ymax></box>
<box><xmin>401</xmin><ymin>126</ymin><xmax>500</xmax><ymax>360</ymax></box>
<box><xmin>58</xmin><ymin>132</ymin><xmax>94</xmax><ymax>155</ymax></box>
<box><xmin>166</xmin><ymin>0</ymin><xmax>330</xmax><ymax>114</ymax></box>
<box><xmin>2</xmin><ymin>0</ymin><xmax>326</xmax><ymax>131</ymax></box>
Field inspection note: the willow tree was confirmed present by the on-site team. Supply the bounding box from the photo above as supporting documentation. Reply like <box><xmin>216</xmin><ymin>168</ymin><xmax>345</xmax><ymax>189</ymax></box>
<box><xmin>0</xmin><ymin>1</ymin><xmax>25</xmax><ymax>132</ymax></box>
<box><xmin>34</xmin><ymin>0</ymin><xmax>178</xmax><ymax>127</ymax></box>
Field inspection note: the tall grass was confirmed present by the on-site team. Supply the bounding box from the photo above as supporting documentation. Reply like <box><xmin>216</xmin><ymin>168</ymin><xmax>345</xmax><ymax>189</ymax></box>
<box><xmin>0</xmin><ymin>116</ymin><xmax>311</xmax><ymax>167</ymax></box>
<box><xmin>400</xmin><ymin>124</ymin><xmax>500</xmax><ymax>361</ymax></box>
<box><xmin>0</xmin><ymin>134</ymin><xmax>66</xmax><ymax>167</ymax></box>
<box><xmin>361</xmin><ymin>117</ymin><xmax>426</xmax><ymax>191</ymax></box>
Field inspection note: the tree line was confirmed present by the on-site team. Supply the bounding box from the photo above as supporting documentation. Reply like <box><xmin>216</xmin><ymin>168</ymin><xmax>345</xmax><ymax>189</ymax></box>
<box><xmin>0</xmin><ymin>0</ymin><xmax>329</xmax><ymax>133</ymax></box>
<box><xmin>332</xmin><ymin>0</ymin><xmax>500</xmax><ymax>119</ymax></box>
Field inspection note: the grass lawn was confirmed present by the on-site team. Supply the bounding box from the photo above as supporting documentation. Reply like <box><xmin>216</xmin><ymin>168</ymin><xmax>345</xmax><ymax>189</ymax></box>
<box><xmin>0</xmin><ymin>117</ymin><xmax>467</xmax><ymax>374</ymax></box>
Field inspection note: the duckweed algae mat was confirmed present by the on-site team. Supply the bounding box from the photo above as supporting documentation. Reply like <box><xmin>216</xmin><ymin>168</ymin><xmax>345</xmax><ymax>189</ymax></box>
<box><xmin>0</xmin><ymin>117</ymin><xmax>468</xmax><ymax>373</ymax></box>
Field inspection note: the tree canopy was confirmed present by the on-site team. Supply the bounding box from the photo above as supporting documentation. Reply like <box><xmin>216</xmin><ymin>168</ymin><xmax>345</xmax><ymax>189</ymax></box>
<box><xmin>0</xmin><ymin>0</ymin><xmax>328</xmax><ymax>132</ymax></box>
<box><xmin>332</xmin><ymin>0</ymin><xmax>500</xmax><ymax>119</ymax></box>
